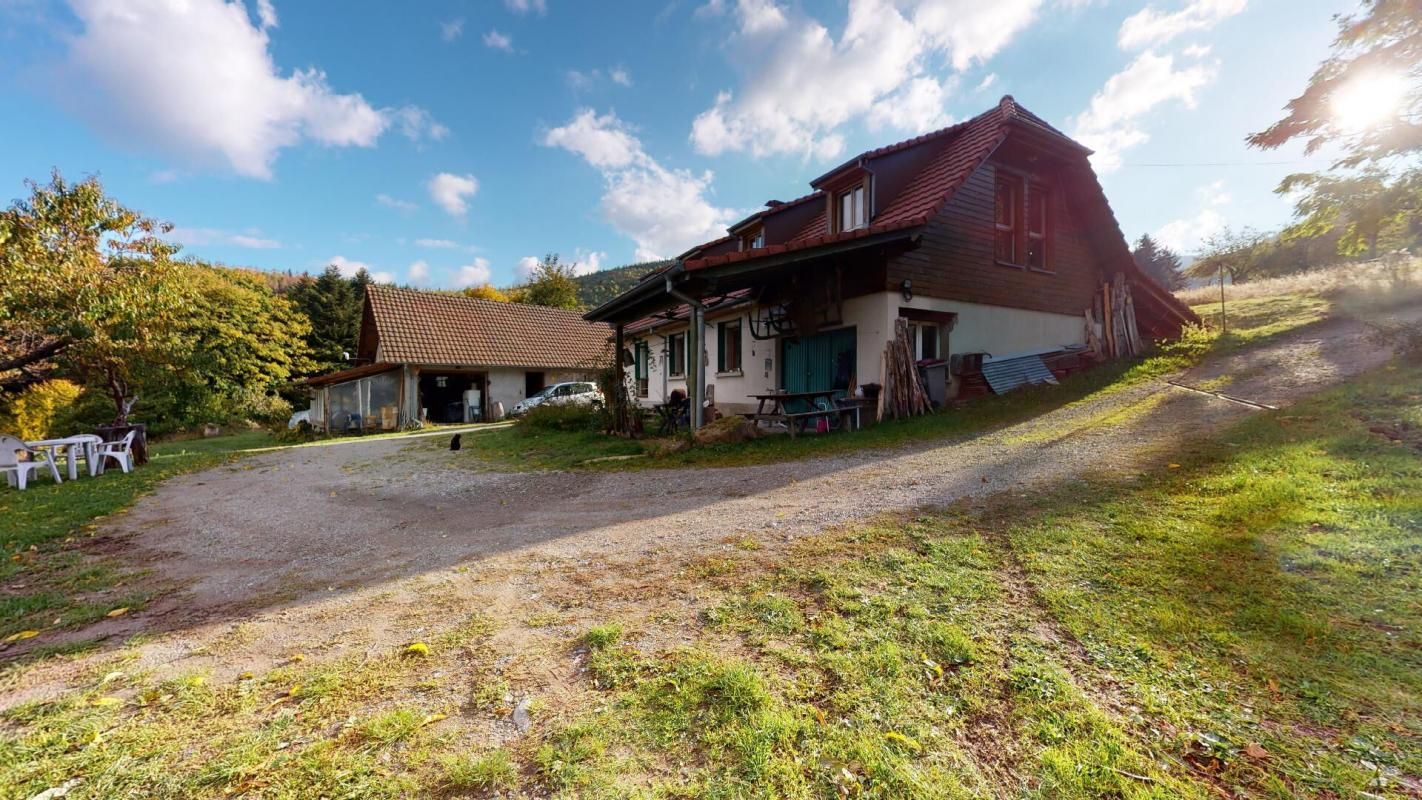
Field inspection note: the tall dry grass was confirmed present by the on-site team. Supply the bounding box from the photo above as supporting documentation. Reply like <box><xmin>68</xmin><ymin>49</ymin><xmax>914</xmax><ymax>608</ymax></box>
<box><xmin>1175</xmin><ymin>255</ymin><xmax>1422</xmax><ymax>309</ymax></box>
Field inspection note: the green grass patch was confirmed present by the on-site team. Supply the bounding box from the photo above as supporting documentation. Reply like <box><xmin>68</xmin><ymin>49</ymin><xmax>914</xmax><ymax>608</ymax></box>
<box><xmin>1</xmin><ymin>431</ymin><xmax>272</xmax><ymax>644</ymax></box>
<box><xmin>510</xmin><ymin>363</ymin><xmax>1420</xmax><ymax>797</ymax></box>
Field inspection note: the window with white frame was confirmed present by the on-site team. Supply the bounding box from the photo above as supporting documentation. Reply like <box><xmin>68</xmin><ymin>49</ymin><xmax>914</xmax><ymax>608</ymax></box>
<box><xmin>667</xmin><ymin>332</ymin><xmax>686</xmax><ymax>377</ymax></box>
<box><xmin>836</xmin><ymin>183</ymin><xmax>867</xmax><ymax>232</ymax></box>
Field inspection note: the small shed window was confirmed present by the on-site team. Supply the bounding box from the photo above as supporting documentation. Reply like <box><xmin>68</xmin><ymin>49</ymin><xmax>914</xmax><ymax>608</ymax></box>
<box><xmin>742</xmin><ymin>227</ymin><xmax>765</xmax><ymax>250</ymax></box>
<box><xmin>718</xmin><ymin>319</ymin><xmax>742</xmax><ymax>373</ymax></box>
<box><xmin>667</xmin><ymin>332</ymin><xmax>686</xmax><ymax>377</ymax></box>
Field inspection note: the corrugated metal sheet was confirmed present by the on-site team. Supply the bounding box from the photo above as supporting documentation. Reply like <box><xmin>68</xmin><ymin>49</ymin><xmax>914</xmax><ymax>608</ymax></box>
<box><xmin>981</xmin><ymin>354</ymin><xmax>1058</xmax><ymax>395</ymax></box>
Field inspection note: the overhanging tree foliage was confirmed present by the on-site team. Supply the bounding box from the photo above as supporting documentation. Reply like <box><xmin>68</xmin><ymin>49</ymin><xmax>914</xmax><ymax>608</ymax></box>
<box><xmin>1248</xmin><ymin>0</ymin><xmax>1422</xmax><ymax>167</ymax></box>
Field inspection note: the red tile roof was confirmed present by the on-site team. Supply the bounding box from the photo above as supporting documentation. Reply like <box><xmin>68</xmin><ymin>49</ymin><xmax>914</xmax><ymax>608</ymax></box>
<box><xmin>365</xmin><ymin>284</ymin><xmax>612</xmax><ymax>368</ymax></box>
<box><xmin>684</xmin><ymin>96</ymin><xmax>1017</xmax><ymax>272</ymax></box>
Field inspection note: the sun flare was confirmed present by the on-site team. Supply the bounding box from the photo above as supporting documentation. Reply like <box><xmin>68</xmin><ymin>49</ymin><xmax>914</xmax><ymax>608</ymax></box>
<box><xmin>1331</xmin><ymin>71</ymin><xmax>1409</xmax><ymax>132</ymax></box>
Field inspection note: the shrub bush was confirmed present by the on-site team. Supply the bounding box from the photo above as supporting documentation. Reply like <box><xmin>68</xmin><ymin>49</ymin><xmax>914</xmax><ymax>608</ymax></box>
<box><xmin>518</xmin><ymin>402</ymin><xmax>601</xmax><ymax>433</ymax></box>
<box><xmin>0</xmin><ymin>379</ymin><xmax>85</xmax><ymax>439</ymax></box>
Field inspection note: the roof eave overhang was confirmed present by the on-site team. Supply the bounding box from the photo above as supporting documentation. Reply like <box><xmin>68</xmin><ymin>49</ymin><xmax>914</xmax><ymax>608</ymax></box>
<box><xmin>687</xmin><ymin>226</ymin><xmax>919</xmax><ymax>282</ymax></box>
<box><xmin>587</xmin><ymin>227</ymin><xmax>920</xmax><ymax>325</ymax></box>
<box><xmin>584</xmin><ymin>261</ymin><xmax>689</xmax><ymax>324</ymax></box>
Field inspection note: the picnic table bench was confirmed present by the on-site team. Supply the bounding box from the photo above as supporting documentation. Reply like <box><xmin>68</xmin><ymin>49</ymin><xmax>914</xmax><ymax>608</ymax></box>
<box><xmin>746</xmin><ymin>391</ymin><xmax>863</xmax><ymax>439</ymax></box>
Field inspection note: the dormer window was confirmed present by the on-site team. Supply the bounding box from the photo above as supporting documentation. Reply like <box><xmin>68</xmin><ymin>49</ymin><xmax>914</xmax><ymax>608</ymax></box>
<box><xmin>835</xmin><ymin>183</ymin><xmax>867</xmax><ymax>232</ymax></box>
<box><xmin>741</xmin><ymin>226</ymin><xmax>765</xmax><ymax>250</ymax></box>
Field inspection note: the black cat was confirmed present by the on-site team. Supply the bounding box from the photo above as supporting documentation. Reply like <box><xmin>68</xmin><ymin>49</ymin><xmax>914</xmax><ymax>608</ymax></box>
<box><xmin>450</xmin><ymin>433</ymin><xmax>462</xmax><ymax>451</ymax></box>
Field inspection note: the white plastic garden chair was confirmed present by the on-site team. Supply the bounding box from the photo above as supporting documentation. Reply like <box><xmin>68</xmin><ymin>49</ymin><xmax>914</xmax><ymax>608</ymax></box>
<box><xmin>95</xmin><ymin>430</ymin><xmax>137</xmax><ymax>475</ymax></box>
<box><xmin>0</xmin><ymin>435</ymin><xmax>63</xmax><ymax>490</ymax></box>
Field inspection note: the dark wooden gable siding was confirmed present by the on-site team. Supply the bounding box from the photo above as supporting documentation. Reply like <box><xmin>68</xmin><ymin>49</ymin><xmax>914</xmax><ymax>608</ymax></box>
<box><xmin>356</xmin><ymin>298</ymin><xmax>380</xmax><ymax>363</ymax></box>
<box><xmin>885</xmin><ymin>157</ymin><xmax>1104</xmax><ymax>318</ymax></box>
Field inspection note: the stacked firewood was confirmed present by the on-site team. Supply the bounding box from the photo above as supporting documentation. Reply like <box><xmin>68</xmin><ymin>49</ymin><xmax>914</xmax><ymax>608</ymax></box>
<box><xmin>879</xmin><ymin>318</ymin><xmax>932</xmax><ymax>419</ymax></box>
<box><xmin>1085</xmin><ymin>272</ymin><xmax>1143</xmax><ymax>359</ymax></box>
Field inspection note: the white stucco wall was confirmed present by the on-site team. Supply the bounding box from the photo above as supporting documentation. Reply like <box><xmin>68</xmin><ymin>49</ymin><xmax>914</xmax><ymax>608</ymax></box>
<box><xmin>485</xmin><ymin>367</ymin><xmax>531</xmax><ymax>416</ymax></box>
<box><xmin>627</xmin><ymin>292</ymin><xmax>1083</xmax><ymax>414</ymax></box>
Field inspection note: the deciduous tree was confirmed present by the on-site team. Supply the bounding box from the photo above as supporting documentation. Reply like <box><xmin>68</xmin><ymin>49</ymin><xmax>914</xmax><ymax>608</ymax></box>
<box><xmin>0</xmin><ymin>172</ymin><xmax>189</xmax><ymax>423</ymax></box>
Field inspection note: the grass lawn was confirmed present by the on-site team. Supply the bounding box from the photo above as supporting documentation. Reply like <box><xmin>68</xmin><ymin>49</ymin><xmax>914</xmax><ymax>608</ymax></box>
<box><xmin>1</xmin><ymin>431</ymin><xmax>273</xmax><ymax>648</ymax></box>
<box><xmin>4</xmin><ymin>361</ymin><xmax>1416</xmax><ymax>798</ymax></box>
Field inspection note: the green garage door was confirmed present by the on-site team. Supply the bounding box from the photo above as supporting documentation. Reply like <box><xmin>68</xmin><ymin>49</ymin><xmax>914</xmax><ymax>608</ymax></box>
<box><xmin>781</xmin><ymin>327</ymin><xmax>857</xmax><ymax>396</ymax></box>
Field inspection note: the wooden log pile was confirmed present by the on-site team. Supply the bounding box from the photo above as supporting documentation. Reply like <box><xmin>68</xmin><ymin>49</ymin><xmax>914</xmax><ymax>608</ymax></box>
<box><xmin>878</xmin><ymin>317</ymin><xmax>932</xmax><ymax>420</ymax></box>
<box><xmin>1085</xmin><ymin>273</ymin><xmax>1144</xmax><ymax>360</ymax></box>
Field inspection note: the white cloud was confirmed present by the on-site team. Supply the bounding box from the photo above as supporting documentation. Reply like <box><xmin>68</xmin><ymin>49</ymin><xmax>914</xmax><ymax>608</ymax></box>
<box><xmin>975</xmin><ymin>72</ymin><xmax>998</xmax><ymax>92</ymax></box>
<box><xmin>1154</xmin><ymin>180</ymin><xmax>1230</xmax><ymax>253</ymax></box>
<box><xmin>168</xmin><ymin>226</ymin><xmax>282</xmax><ymax>249</ymax></box>
<box><xmin>329</xmin><ymin>255</ymin><xmax>393</xmax><ymax>283</ymax></box>
<box><xmin>483</xmin><ymin>29</ymin><xmax>514</xmax><ymax>51</ymax></box>
<box><xmin>408</xmin><ymin>260</ymin><xmax>431</xmax><ymax>284</ymax></box>
<box><xmin>1118</xmin><ymin>0</ymin><xmax>1247</xmax><ymax>50</ymax></box>
<box><xmin>58</xmin><ymin>0</ymin><xmax>436</xmax><ymax>179</ymax></box>
<box><xmin>566</xmin><ymin>67</ymin><xmax>633</xmax><ymax>91</ymax></box>
<box><xmin>505</xmin><ymin>0</ymin><xmax>547</xmax><ymax>15</ymax></box>
<box><xmin>455</xmin><ymin>258</ymin><xmax>493</xmax><ymax>287</ymax></box>
<box><xmin>255</xmin><ymin>0</ymin><xmax>277</xmax><ymax>29</ymax></box>
<box><xmin>427</xmin><ymin>172</ymin><xmax>479</xmax><ymax>218</ymax></box>
<box><xmin>689</xmin><ymin>0</ymin><xmax>1040</xmax><ymax>159</ymax></box>
<box><xmin>867</xmin><ymin>76</ymin><xmax>954</xmax><ymax>134</ymax></box>
<box><xmin>415</xmin><ymin>238</ymin><xmax>460</xmax><ymax>249</ymax></box>
<box><xmin>391</xmin><ymin>106</ymin><xmax>450</xmax><ymax>143</ymax></box>
<box><xmin>544</xmin><ymin>109</ymin><xmax>737</xmax><ymax>260</ymax></box>
<box><xmin>542</xmin><ymin>109</ymin><xmax>642</xmax><ymax>168</ymax></box>
<box><xmin>440</xmin><ymin>18</ymin><xmax>464</xmax><ymax>41</ymax></box>
<box><xmin>376</xmin><ymin>193</ymin><xmax>417</xmax><ymax>213</ymax></box>
<box><xmin>515</xmin><ymin>255</ymin><xmax>541</xmax><ymax>280</ymax></box>
<box><xmin>569</xmin><ymin>249</ymin><xmax>607</xmax><ymax>276</ymax></box>
<box><xmin>1071</xmin><ymin>50</ymin><xmax>1215</xmax><ymax>171</ymax></box>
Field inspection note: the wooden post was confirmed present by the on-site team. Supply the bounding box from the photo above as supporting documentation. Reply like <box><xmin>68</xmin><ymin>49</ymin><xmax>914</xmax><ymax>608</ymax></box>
<box><xmin>613</xmin><ymin>323</ymin><xmax>627</xmax><ymax>433</ymax></box>
<box><xmin>1218</xmin><ymin>262</ymin><xmax>1227</xmax><ymax>336</ymax></box>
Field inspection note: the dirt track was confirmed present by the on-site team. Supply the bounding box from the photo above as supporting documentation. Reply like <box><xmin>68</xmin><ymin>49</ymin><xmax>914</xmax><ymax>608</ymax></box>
<box><xmin>0</xmin><ymin>310</ymin><xmax>1411</xmax><ymax>708</ymax></box>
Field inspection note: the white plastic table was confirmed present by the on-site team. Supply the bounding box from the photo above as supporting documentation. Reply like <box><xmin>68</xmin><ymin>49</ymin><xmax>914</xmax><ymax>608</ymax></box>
<box><xmin>27</xmin><ymin>434</ymin><xmax>104</xmax><ymax>480</ymax></box>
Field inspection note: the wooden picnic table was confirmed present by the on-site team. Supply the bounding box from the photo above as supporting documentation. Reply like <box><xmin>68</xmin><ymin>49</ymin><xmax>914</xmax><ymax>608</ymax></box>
<box><xmin>746</xmin><ymin>391</ymin><xmax>861</xmax><ymax>438</ymax></box>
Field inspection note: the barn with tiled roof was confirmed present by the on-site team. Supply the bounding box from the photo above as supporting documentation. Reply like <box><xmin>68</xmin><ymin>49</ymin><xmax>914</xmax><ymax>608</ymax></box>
<box><xmin>306</xmin><ymin>285</ymin><xmax>611</xmax><ymax>430</ymax></box>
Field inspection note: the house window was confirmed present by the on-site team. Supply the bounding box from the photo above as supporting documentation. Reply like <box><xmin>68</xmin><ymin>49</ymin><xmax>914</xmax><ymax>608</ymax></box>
<box><xmin>836</xmin><ymin>183</ymin><xmax>867</xmax><ymax>232</ymax></box>
<box><xmin>667</xmin><ymin>332</ymin><xmax>686</xmax><ymax>377</ymax></box>
<box><xmin>717</xmin><ymin>319</ymin><xmax>742</xmax><ymax>373</ymax></box>
<box><xmin>994</xmin><ymin>175</ymin><xmax>1018</xmax><ymax>264</ymax></box>
<box><xmin>742</xmin><ymin>227</ymin><xmax>765</xmax><ymax>250</ymax></box>
<box><xmin>919</xmin><ymin>323</ymin><xmax>939</xmax><ymax>360</ymax></box>
<box><xmin>634</xmin><ymin>341</ymin><xmax>650</xmax><ymax>398</ymax></box>
<box><xmin>1027</xmin><ymin>182</ymin><xmax>1049</xmax><ymax>270</ymax></box>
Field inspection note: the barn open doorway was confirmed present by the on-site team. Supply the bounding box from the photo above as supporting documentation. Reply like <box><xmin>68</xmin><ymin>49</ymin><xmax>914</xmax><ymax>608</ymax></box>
<box><xmin>418</xmin><ymin>370</ymin><xmax>487</xmax><ymax>423</ymax></box>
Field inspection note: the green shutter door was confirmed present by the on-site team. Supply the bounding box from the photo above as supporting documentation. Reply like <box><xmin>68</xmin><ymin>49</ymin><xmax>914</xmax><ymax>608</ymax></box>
<box><xmin>781</xmin><ymin>327</ymin><xmax>856</xmax><ymax>396</ymax></box>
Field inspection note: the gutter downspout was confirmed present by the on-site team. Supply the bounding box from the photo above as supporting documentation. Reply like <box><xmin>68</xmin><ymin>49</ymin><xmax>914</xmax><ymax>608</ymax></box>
<box><xmin>665</xmin><ymin>273</ymin><xmax>706</xmax><ymax>431</ymax></box>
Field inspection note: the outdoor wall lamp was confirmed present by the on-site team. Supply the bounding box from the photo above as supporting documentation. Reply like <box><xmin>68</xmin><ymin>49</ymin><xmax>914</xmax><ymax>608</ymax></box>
<box><xmin>900</xmin><ymin>278</ymin><xmax>913</xmax><ymax>302</ymax></box>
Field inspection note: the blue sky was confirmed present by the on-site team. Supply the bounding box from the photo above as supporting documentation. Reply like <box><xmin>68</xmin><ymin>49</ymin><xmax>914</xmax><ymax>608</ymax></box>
<box><xmin>0</xmin><ymin>0</ymin><xmax>1354</xmax><ymax>288</ymax></box>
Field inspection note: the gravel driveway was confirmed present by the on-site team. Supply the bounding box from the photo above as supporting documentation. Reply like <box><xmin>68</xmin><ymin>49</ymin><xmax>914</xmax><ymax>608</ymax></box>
<box><xmin>1</xmin><ymin>310</ymin><xmax>1410</xmax><ymax>706</ymax></box>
